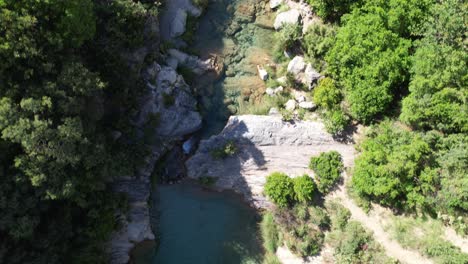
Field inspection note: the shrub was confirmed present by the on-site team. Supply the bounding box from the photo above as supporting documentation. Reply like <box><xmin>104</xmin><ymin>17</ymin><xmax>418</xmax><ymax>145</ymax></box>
<box><xmin>303</xmin><ymin>23</ymin><xmax>336</xmax><ymax>70</ymax></box>
<box><xmin>293</xmin><ymin>175</ymin><xmax>316</xmax><ymax>203</ymax></box>
<box><xmin>264</xmin><ymin>172</ymin><xmax>295</xmax><ymax>207</ymax></box>
<box><xmin>333</xmin><ymin>221</ymin><xmax>393</xmax><ymax>263</ymax></box>
<box><xmin>198</xmin><ymin>176</ymin><xmax>217</xmax><ymax>186</ymax></box>
<box><xmin>314</xmin><ymin>77</ymin><xmax>342</xmax><ymax>110</ymax></box>
<box><xmin>325</xmin><ymin>200</ymin><xmax>351</xmax><ymax>231</ymax></box>
<box><xmin>210</xmin><ymin>140</ymin><xmax>237</xmax><ymax>159</ymax></box>
<box><xmin>309</xmin><ymin>151</ymin><xmax>344</xmax><ymax>194</ymax></box>
<box><xmin>260</xmin><ymin>212</ymin><xmax>279</xmax><ymax>254</ymax></box>
<box><xmin>323</xmin><ymin>109</ymin><xmax>349</xmax><ymax>135</ymax></box>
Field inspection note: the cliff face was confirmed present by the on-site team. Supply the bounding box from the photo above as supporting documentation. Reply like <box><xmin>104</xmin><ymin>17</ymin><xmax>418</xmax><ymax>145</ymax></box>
<box><xmin>108</xmin><ymin>13</ymin><xmax>202</xmax><ymax>264</ymax></box>
<box><xmin>186</xmin><ymin>115</ymin><xmax>356</xmax><ymax>208</ymax></box>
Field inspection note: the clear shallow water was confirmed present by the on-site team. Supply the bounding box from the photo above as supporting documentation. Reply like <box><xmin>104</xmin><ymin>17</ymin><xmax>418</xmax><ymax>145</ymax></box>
<box><xmin>134</xmin><ymin>183</ymin><xmax>263</xmax><ymax>264</ymax></box>
<box><xmin>191</xmin><ymin>0</ymin><xmax>275</xmax><ymax>137</ymax></box>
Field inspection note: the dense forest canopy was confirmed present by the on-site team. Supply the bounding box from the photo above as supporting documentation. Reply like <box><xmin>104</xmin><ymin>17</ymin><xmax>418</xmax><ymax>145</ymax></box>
<box><xmin>0</xmin><ymin>0</ymin><xmax>161</xmax><ymax>263</ymax></box>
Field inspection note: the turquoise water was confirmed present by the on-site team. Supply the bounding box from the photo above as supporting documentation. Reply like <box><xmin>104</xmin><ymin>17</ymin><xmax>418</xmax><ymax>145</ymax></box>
<box><xmin>135</xmin><ymin>183</ymin><xmax>263</xmax><ymax>264</ymax></box>
<box><xmin>131</xmin><ymin>1</ymin><xmax>274</xmax><ymax>263</ymax></box>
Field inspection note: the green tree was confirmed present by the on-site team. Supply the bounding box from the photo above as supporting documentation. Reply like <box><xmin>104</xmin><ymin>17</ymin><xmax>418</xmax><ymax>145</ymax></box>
<box><xmin>400</xmin><ymin>0</ymin><xmax>467</xmax><ymax>133</ymax></box>
<box><xmin>326</xmin><ymin>9</ymin><xmax>411</xmax><ymax>123</ymax></box>
<box><xmin>351</xmin><ymin>122</ymin><xmax>438</xmax><ymax>210</ymax></box>
<box><xmin>309</xmin><ymin>151</ymin><xmax>344</xmax><ymax>194</ymax></box>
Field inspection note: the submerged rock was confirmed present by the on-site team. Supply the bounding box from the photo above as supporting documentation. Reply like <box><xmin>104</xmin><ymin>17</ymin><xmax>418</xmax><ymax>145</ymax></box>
<box><xmin>274</xmin><ymin>9</ymin><xmax>301</xmax><ymax>30</ymax></box>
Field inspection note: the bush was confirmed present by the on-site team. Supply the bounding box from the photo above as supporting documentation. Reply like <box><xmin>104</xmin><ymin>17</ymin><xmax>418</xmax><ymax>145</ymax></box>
<box><xmin>303</xmin><ymin>23</ymin><xmax>336</xmax><ymax>70</ymax></box>
<box><xmin>198</xmin><ymin>176</ymin><xmax>217</xmax><ymax>186</ymax></box>
<box><xmin>293</xmin><ymin>175</ymin><xmax>316</xmax><ymax>203</ymax></box>
<box><xmin>264</xmin><ymin>172</ymin><xmax>295</xmax><ymax>207</ymax></box>
<box><xmin>260</xmin><ymin>212</ymin><xmax>279</xmax><ymax>254</ymax></box>
<box><xmin>309</xmin><ymin>151</ymin><xmax>344</xmax><ymax>194</ymax></box>
<box><xmin>325</xmin><ymin>200</ymin><xmax>351</xmax><ymax>231</ymax></box>
<box><xmin>314</xmin><ymin>77</ymin><xmax>342</xmax><ymax>110</ymax></box>
<box><xmin>323</xmin><ymin>109</ymin><xmax>349</xmax><ymax>135</ymax></box>
<box><xmin>333</xmin><ymin>221</ymin><xmax>393</xmax><ymax>263</ymax></box>
<box><xmin>210</xmin><ymin>140</ymin><xmax>237</xmax><ymax>159</ymax></box>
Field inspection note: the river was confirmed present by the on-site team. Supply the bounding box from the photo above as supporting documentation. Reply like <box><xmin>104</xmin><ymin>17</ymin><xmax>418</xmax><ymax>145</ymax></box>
<box><xmin>133</xmin><ymin>0</ymin><xmax>275</xmax><ymax>263</ymax></box>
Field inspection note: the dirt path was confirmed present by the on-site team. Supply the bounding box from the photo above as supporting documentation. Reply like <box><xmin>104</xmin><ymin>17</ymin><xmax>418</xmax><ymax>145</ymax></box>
<box><xmin>329</xmin><ymin>174</ymin><xmax>433</xmax><ymax>264</ymax></box>
<box><xmin>444</xmin><ymin>227</ymin><xmax>468</xmax><ymax>254</ymax></box>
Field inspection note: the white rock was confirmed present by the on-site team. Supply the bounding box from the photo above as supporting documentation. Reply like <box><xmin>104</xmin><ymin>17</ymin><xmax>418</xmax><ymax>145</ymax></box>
<box><xmin>274</xmin><ymin>9</ymin><xmax>301</xmax><ymax>30</ymax></box>
<box><xmin>270</xmin><ymin>0</ymin><xmax>283</xmax><ymax>9</ymax></box>
<box><xmin>296</xmin><ymin>95</ymin><xmax>306</xmax><ymax>103</ymax></box>
<box><xmin>269</xmin><ymin>107</ymin><xmax>280</xmax><ymax>116</ymax></box>
<box><xmin>266</xmin><ymin>88</ymin><xmax>275</xmax><ymax>96</ymax></box>
<box><xmin>304</xmin><ymin>63</ymin><xmax>321</xmax><ymax>89</ymax></box>
<box><xmin>257</xmin><ymin>65</ymin><xmax>269</xmax><ymax>81</ymax></box>
<box><xmin>299</xmin><ymin>101</ymin><xmax>316</xmax><ymax>110</ymax></box>
<box><xmin>170</xmin><ymin>9</ymin><xmax>187</xmax><ymax>38</ymax></box>
<box><xmin>274</xmin><ymin>86</ymin><xmax>284</xmax><ymax>94</ymax></box>
<box><xmin>287</xmin><ymin>56</ymin><xmax>306</xmax><ymax>76</ymax></box>
<box><xmin>285</xmin><ymin>99</ymin><xmax>297</xmax><ymax>111</ymax></box>
<box><xmin>277</xmin><ymin>76</ymin><xmax>287</xmax><ymax>85</ymax></box>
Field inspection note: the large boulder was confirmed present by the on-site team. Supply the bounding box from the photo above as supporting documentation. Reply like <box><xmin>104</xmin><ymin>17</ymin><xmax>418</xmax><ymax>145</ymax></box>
<box><xmin>170</xmin><ymin>9</ymin><xmax>187</xmax><ymax>38</ymax></box>
<box><xmin>274</xmin><ymin>9</ymin><xmax>301</xmax><ymax>30</ymax></box>
<box><xmin>287</xmin><ymin>56</ymin><xmax>306</xmax><ymax>76</ymax></box>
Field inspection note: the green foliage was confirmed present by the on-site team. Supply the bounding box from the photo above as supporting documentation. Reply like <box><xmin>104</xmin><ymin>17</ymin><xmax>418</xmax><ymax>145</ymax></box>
<box><xmin>306</xmin><ymin>0</ymin><xmax>362</xmax><ymax>22</ymax></box>
<box><xmin>435</xmin><ymin>134</ymin><xmax>468</xmax><ymax>215</ymax></box>
<box><xmin>325</xmin><ymin>200</ymin><xmax>351</xmax><ymax>231</ymax></box>
<box><xmin>0</xmin><ymin>0</ymin><xmax>161</xmax><ymax>262</ymax></box>
<box><xmin>323</xmin><ymin>109</ymin><xmax>349</xmax><ymax>135</ymax></box>
<box><xmin>352</xmin><ymin>122</ymin><xmax>438</xmax><ymax>210</ymax></box>
<box><xmin>388</xmin><ymin>216</ymin><xmax>468</xmax><ymax>264</ymax></box>
<box><xmin>260</xmin><ymin>212</ymin><xmax>279</xmax><ymax>254</ymax></box>
<box><xmin>264</xmin><ymin>172</ymin><xmax>295</xmax><ymax>207</ymax></box>
<box><xmin>198</xmin><ymin>176</ymin><xmax>217</xmax><ymax>187</ymax></box>
<box><xmin>210</xmin><ymin>140</ymin><xmax>238</xmax><ymax>159</ymax></box>
<box><xmin>314</xmin><ymin>77</ymin><xmax>342</xmax><ymax>110</ymax></box>
<box><xmin>292</xmin><ymin>175</ymin><xmax>316</xmax><ymax>203</ymax></box>
<box><xmin>400</xmin><ymin>0</ymin><xmax>467</xmax><ymax>133</ymax></box>
<box><xmin>273</xmin><ymin>24</ymin><xmax>302</xmax><ymax>62</ymax></box>
<box><xmin>303</xmin><ymin>23</ymin><xmax>336</xmax><ymax>70</ymax></box>
<box><xmin>332</xmin><ymin>221</ymin><xmax>394</xmax><ymax>264</ymax></box>
<box><xmin>326</xmin><ymin>8</ymin><xmax>411</xmax><ymax>123</ymax></box>
<box><xmin>309</xmin><ymin>151</ymin><xmax>344</xmax><ymax>194</ymax></box>
<box><xmin>275</xmin><ymin>205</ymin><xmax>328</xmax><ymax>257</ymax></box>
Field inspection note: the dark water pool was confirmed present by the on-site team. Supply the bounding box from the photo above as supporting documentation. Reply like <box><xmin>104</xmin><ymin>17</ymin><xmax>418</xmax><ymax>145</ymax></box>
<box><xmin>133</xmin><ymin>183</ymin><xmax>263</xmax><ymax>264</ymax></box>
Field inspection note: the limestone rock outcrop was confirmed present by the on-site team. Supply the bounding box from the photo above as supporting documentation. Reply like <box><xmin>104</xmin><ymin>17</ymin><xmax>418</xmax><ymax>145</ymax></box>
<box><xmin>186</xmin><ymin>115</ymin><xmax>356</xmax><ymax>208</ymax></box>
<box><xmin>109</xmin><ymin>62</ymin><xmax>201</xmax><ymax>263</ymax></box>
